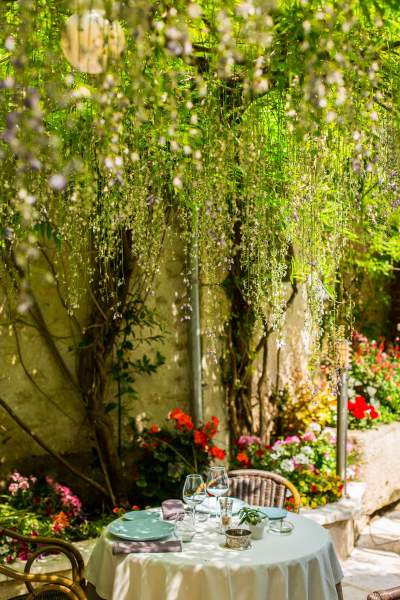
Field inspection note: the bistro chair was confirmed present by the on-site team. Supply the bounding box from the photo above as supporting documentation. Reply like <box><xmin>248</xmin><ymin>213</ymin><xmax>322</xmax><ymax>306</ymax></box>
<box><xmin>367</xmin><ymin>588</ymin><xmax>400</xmax><ymax>600</ymax></box>
<box><xmin>0</xmin><ymin>527</ymin><xmax>87</xmax><ymax>599</ymax></box>
<box><xmin>228</xmin><ymin>469</ymin><xmax>301</xmax><ymax>512</ymax></box>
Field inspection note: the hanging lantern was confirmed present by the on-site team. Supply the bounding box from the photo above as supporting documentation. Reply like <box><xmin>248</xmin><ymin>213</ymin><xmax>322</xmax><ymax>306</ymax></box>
<box><xmin>61</xmin><ymin>9</ymin><xmax>125</xmax><ymax>75</ymax></box>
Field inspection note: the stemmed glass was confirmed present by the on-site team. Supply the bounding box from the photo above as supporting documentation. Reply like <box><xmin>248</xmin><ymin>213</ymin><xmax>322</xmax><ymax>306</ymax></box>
<box><xmin>206</xmin><ymin>466</ymin><xmax>229</xmax><ymax>523</ymax></box>
<box><xmin>182</xmin><ymin>474</ymin><xmax>207</xmax><ymax>525</ymax></box>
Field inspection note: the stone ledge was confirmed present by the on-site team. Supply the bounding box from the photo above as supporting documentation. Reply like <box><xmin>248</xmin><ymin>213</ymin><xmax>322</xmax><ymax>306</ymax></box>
<box><xmin>300</xmin><ymin>482</ymin><xmax>366</xmax><ymax>561</ymax></box>
<box><xmin>300</xmin><ymin>482</ymin><xmax>366</xmax><ymax>526</ymax></box>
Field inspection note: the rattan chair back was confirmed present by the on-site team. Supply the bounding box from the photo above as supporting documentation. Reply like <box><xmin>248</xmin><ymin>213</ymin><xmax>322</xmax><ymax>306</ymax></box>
<box><xmin>228</xmin><ymin>469</ymin><xmax>301</xmax><ymax>512</ymax></box>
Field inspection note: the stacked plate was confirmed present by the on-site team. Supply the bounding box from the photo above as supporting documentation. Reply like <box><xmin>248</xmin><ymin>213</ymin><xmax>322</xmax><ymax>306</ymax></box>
<box><xmin>108</xmin><ymin>510</ymin><xmax>175</xmax><ymax>542</ymax></box>
<box><xmin>196</xmin><ymin>497</ymin><xmax>245</xmax><ymax>515</ymax></box>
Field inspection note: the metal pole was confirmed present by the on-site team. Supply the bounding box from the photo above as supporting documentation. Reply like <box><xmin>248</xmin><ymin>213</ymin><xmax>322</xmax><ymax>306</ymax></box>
<box><xmin>336</xmin><ymin>339</ymin><xmax>350</xmax><ymax>496</ymax></box>
<box><xmin>336</xmin><ymin>369</ymin><xmax>348</xmax><ymax>495</ymax></box>
<box><xmin>190</xmin><ymin>214</ymin><xmax>203</xmax><ymax>426</ymax></box>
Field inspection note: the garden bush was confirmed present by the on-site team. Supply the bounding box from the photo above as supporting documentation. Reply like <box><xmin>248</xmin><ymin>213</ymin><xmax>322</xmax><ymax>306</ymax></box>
<box><xmin>230</xmin><ymin>425</ymin><xmax>353</xmax><ymax>508</ymax></box>
<box><xmin>0</xmin><ymin>472</ymin><xmax>115</xmax><ymax>564</ymax></box>
<box><xmin>129</xmin><ymin>409</ymin><xmax>226</xmax><ymax>505</ymax></box>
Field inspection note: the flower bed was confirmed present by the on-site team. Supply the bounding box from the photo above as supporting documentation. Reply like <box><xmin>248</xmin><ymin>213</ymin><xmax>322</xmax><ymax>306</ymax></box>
<box><xmin>0</xmin><ymin>473</ymin><xmax>113</xmax><ymax>565</ymax></box>
<box><xmin>230</xmin><ymin>425</ymin><xmax>352</xmax><ymax>509</ymax></box>
<box><xmin>349</xmin><ymin>332</ymin><xmax>400</xmax><ymax>425</ymax></box>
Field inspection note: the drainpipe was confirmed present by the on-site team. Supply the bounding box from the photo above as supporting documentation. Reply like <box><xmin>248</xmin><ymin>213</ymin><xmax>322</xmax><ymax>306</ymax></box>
<box><xmin>190</xmin><ymin>213</ymin><xmax>203</xmax><ymax>427</ymax></box>
<box><xmin>336</xmin><ymin>340</ymin><xmax>350</xmax><ymax>496</ymax></box>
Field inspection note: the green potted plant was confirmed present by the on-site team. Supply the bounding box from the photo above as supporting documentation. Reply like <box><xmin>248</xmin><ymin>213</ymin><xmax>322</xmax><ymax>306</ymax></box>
<box><xmin>238</xmin><ymin>507</ymin><xmax>268</xmax><ymax>540</ymax></box>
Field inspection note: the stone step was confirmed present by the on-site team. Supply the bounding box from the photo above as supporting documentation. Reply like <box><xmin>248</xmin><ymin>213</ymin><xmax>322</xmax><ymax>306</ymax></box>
<box><xmin>358</xmin><ymin>515</ymin><xmax>400</xmax><ymax>553</ymax></box>
<box><xmin>342</xmin><ymin>546</ymin><xmax>400</xmax><ymax>599</ymax></box>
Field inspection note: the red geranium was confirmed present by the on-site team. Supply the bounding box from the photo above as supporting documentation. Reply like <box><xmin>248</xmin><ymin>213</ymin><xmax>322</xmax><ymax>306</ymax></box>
<box><xmin>348</xmin><ymin>395</ymin><xmax>379</xmax><ymax>421</ymax></box>
<box><xmin>149</xmin><ymin>424</ymin><xmax>160</xmax><ymax>434</ymax></box>
<box><xmin>169</xmin><ymin>408</ymin><xmax>194</xmax><ymax>430</ymax></box>
<box><xmin>236</xmin><ymin>451</ymin><xmax>250</xmax><ymax>466</ymax></box>
<box><xmin>209</xmin><ymin>446</ymin><xmax>226</xmax><ymax>460</ymax></box>
<box><xmin>194</xmin><ymin>430</ymin><xmax>208</xmax><ymax>449</ymax></box>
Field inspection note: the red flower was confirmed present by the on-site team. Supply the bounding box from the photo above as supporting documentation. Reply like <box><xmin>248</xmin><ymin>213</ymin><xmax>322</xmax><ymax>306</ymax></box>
<box><xmin>149</xmin><ymin>424</ymin><xmax>160</xmax><ymax>434</ymax></box>
<box><xmin>202</xmin><ymin>416</ymin><xmax>219</xmax><ymax>438</ymax></box>
<box><xmin>194</xmin><ymin>430</ymin><xmax>208</xmax><ymax>449</ymax></box>
<box><xmin>349</xmin><ymin>395</ymin><xmax>369</xmax><ymax>419</ymax></box>
<box><xmin>113</xmin><ymin>507</ymin><xmax>121</xmax><ymax>514</ymax></box>
<box><xmin>368</xmin><ymin>407</ymin><xmax>379</xmax><ymax>420</ymax></box>
<box><xmin>131</xmin><ymin>505</ymin><xmax>140</xmax><ymax>510</ymax></box>
<box><xmin>352</xmin><ymin>407</ymin><xmax>366</xmax><ymax>420</ymax></box>
<box><xmin>236</xmin><ymin>451</ymin><xmax>250</xmax><ymax>466</ymax></box>
<box><xmin>169</xmin><ymin>408</ymin><xmax>194</xmax><ymax>430</ymax></box>
<box><xmin>310</xmin><ymin>484</ymin><xmax>319</xmax><ymax>493</ymax></box>
<box><xmin>210</xmin><ymin>446</ymin><xmax>225</xmax><ymax>460</ymax></box>
<box><xmin>255</xmin><ymin>449</ymin><xmax>265</xmax><ymax>457</ymax></box>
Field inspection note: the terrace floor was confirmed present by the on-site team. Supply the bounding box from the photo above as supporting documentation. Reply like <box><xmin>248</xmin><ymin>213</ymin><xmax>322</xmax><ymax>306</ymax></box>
<box><xmin>343</xmin><ymin>507</ymin><xmax>400</xmax><ymax>599</ymax></box>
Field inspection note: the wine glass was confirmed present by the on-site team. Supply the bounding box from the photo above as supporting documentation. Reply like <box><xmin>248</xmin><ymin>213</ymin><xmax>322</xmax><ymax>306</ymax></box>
<box><xmin>182</xmin><ymin>474</ymin><xmax>207</xmax><ymax>525</ymax></box>
<box><xmin>206</xmin><ymin>466</ymin><xmax>229</xmax><ymax>522</ymax></box>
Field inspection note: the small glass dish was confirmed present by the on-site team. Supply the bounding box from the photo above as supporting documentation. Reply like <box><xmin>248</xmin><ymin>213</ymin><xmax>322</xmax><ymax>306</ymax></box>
<box><xmin>225</xmin><ymin>528</ymin><xmax>252</xmax><ymax>550</ymax></box>
<box><xmin>172</xmin><ymin>514</ymin><xmax>196</xmax><ymax>542</ymax></box>
<box><xmin>269</xmin><ymin>519</ymin><xmax>294</xmax><ymax>535</ymax></box>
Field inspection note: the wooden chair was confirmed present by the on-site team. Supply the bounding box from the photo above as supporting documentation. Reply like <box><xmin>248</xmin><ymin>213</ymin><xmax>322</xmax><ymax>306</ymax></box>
<box><xmin>367</xmin><ymin>588</ymin><xmax>400</xmax><ymax>600</ymax></box>
<box><xmin>228</xmin><ymin>469</ymin><xmax>301</xmax><ymax>512</ymax></box>
<box><xmin>0</xmin><ymin>527</ymin><xmax>87</xmax><ymax>599</ymax></box>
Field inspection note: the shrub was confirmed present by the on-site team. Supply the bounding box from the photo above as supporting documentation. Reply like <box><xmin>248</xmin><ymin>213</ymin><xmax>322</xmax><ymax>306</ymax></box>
<box><xmin>129</xmin><ymin>409</ymin><xmax>226</xmax><ymax>505</ymax></box>
<box><xmin>0</xmin><ymin>473</ymin><xmax>114</xmax><ymax>564</ymax></box>
<box><xmin>230</xmin><ymin>425</ymin><xmax>352</xmax><ymax>508</ymax></box>
<box><xmin>277</xmin><ymin>376</ymin><xmax>337</xmax><ymax>435</ymax></box>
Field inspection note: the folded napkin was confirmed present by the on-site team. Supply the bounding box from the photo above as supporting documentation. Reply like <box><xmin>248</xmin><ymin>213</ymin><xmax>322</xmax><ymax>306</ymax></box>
<box><xmin>161</xmin><ymin>499</ymin><xmax>185</xmax><ymax>521</ymax></box>
<box><xmin>112</xmin><ymin>540</ymin><xmax>182</xmax><ymax>555</ymax></box>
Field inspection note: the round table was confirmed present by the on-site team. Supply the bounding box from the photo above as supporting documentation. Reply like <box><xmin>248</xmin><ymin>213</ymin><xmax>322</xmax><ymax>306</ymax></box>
<box><xmin>86</xmin><ymin>512</ymin><xmax>343</xmax><ymax>600</ymax></box>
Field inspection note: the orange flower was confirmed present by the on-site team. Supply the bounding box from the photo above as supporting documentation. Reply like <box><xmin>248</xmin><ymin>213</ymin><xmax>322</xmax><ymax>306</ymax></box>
<box><xmin>51</xmin><ymin>511</ymin><xmax>70</xmax><ymax>533</ymax></box>
<box><xmin>236</xmin><ymin>451</ymin><xmax>250</xmax><ymax>466</ymax></box>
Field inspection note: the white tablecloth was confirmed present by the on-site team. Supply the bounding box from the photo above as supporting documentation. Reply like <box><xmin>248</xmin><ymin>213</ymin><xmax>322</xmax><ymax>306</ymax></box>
<box><xmin>86</xmin><ymin>513</ymin><xmax>343</xmax><ymax>600</ymax></box>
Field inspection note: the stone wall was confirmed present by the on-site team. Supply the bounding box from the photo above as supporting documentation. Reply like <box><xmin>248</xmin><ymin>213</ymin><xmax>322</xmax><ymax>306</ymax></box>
<box><xmin>0</xmin><ymin>238</ymin><xmax>312</xmax><ymax>480</ymax></box>
<box><xmin>349</xmin><ymin>422</ymin><xmax>400</xmax><ymax>516</ymax></box>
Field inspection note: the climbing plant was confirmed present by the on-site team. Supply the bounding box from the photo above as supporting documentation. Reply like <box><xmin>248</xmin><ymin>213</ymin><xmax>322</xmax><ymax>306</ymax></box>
<box><xmin>1</xmin><ymin>0</ymin><xmax>400</xmax><ymax>500</ymax></box>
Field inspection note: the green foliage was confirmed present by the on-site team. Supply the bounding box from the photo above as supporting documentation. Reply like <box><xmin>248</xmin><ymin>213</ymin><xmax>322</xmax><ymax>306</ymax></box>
<box><xmin>238</xmin><ymin>507</ymin><xmax>267</xmax><ymax>526</ymax></box>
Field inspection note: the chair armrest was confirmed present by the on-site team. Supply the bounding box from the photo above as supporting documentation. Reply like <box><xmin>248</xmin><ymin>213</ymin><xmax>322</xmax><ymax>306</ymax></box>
<box><xmin>0</xmin><ymin>564</ymin><xmax>87</xmax><ymax>599</ymax></box>
<box><xmin>0</xmin><ymin>527</ymin><xmax>85</xmax><ymax>582</ymax></box>
<box><xmin>368</xmin><ymin>587</ymin><xmax>400</xmax><ymax>600</ymax></box>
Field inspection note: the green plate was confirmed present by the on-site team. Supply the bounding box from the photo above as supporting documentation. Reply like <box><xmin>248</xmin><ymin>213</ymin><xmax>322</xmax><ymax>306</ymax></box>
<box><xmin>108</xmin><ymin>518</ymin><xmax>175</xmax><ymax>541</ymax></box>
<box><xmin>122</xmin><ymin>510</ymin><xmax>158</xmax><ymax>521</ymax></box>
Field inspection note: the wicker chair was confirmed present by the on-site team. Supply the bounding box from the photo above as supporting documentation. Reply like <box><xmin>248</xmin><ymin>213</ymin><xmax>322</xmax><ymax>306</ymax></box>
<box><xmin>228</xmin><ymin>469</ymin><xmax>301</xmax><ymax>512</ymax></box>
<box><xmin>367</xmin><ymin>588</ymin><xmax>400</xmax><ymax>600</ymax></box>
<box><xmin>0</xmin><ymin>527</ymin><xmax>87</xmax><ymax>599</ymax></box>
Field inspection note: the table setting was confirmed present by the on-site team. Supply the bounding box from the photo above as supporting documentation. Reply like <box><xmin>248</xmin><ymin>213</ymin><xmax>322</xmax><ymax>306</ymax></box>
<box><xmin>86</xmin><ymin>466</ymin><xmax>344</xmax><ymax>600</ymax></box>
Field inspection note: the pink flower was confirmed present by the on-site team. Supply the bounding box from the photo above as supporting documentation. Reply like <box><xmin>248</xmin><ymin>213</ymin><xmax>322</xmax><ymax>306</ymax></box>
<box><xmin>237</xmin><ymin>435</ymin><xmax>261</xmax><ymax>446</ymax></box>
<box><xmin>302</xmin><ymin>431</ymin><xmax>316</xmax><ymax>442</ymax></box>
<box><xmin>8</xmin><ymin>483</ymin><xmax>18</xmax><ymax>494</ymax></box>
<box><xmin>283</xmin><ymin>435</ymin><xmax>301</xmax><ymax>445</ymax></box>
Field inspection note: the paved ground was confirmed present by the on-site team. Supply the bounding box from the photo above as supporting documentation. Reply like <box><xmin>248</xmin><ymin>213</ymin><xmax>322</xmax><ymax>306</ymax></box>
<box><xmin>342</xmin><ymin>509</ymin><xmax>400</xmax><ymax>599</ymax></box>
